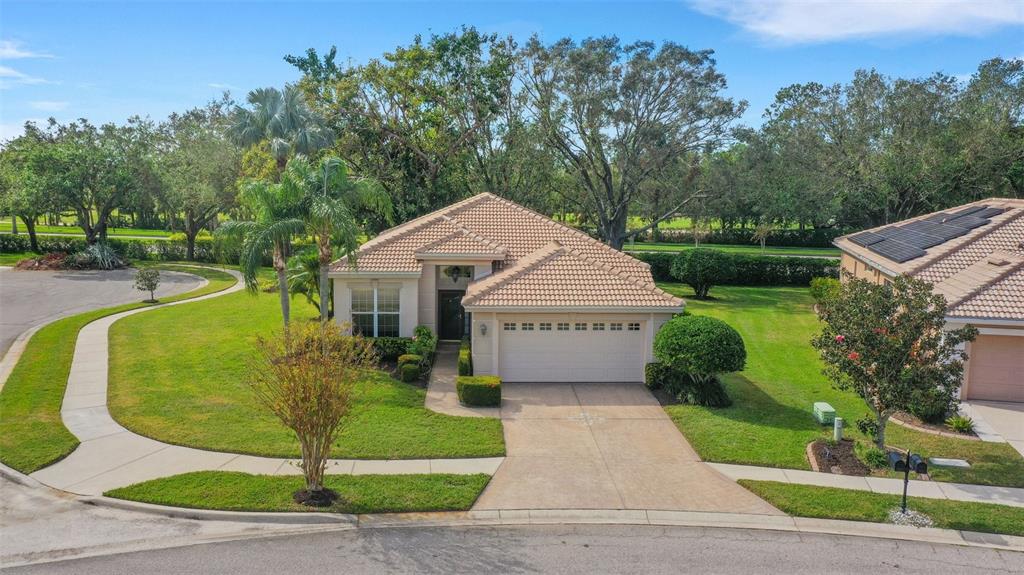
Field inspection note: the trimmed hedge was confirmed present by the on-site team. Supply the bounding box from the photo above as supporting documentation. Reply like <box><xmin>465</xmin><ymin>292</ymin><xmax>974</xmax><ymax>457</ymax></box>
<box><xmin>636</xmin><ymin>227</ymin><xmax>850</xmax><ymax>248</ymax></box>
<box><xmin>371</xmin><ymin>337</ymin><xmax>413</xmax><ymax>361</ymax></box>
<box><xmin>456</xmin><ymin>375</ymin><xmax>501</xmax><ymax>407</ymax></box>
<box><xmin>400</xmin><ymin>362</ymin><xmax>421</xmax><ymax>383</ymax></box>
<box><xmin>458</xmin><ymin>339</ymin><xmax>473</xmax><ymax>376</ymax></box>
<box><xmin>398</xmin><ymin>354</ymin><xmax>423</xmax><ymax>369</ymax></box>
<box><xmin>633</xmin><ymin>251</ymin><xmax>839</xmax><ymax>286</ymax></box>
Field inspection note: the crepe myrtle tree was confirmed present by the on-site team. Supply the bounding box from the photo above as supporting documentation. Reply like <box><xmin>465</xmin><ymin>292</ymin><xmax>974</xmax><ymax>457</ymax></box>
<box><xmin>250</xmin><ymin>322</ymin><xmax>377</xmax><ymax>505</ymax></box>
<box><xmin>811</xmin><ymin>274</ymin><xmax>977</xmax><ymax>449</ymax></box>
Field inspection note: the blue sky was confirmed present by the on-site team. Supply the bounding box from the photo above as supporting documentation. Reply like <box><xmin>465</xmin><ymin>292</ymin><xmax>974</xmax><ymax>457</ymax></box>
<box><xmin>1</xmin><ymin>1</ymin><xmax>1022</xmax><ymax>140</ymax></box>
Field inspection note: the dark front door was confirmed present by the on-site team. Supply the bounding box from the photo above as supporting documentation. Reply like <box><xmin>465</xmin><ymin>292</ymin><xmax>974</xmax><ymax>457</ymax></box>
<box><xmin>438</xmin><ymin>290</ymin><xmax>466</xmax><ymax>340</ymax></box>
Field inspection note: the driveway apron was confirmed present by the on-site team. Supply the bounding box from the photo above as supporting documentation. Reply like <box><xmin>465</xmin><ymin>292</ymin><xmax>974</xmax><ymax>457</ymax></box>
<box><xmin>473</xmin><ymin>383</ymin><xmax>781</xmax><ymax>514</ymax></box>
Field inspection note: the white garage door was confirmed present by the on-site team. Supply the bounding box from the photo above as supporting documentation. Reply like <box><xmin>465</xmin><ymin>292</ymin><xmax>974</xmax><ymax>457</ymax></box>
<box><xmin>498</xmin><ymin>317</ymin><xmax>645</xmax><ymax>382</ymax></box>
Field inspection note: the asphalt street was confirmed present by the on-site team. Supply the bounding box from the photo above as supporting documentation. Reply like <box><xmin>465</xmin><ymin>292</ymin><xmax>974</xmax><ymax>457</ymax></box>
<box><xmin>6</xmin><ymin>521</ymin><xmax>1023</xmax><ymax>574</ymax></box>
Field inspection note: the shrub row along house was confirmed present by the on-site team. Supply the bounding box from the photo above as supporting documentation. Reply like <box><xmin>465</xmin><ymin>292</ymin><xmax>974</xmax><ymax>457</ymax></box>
<box><xmin>835</xmin><ymin>198</ymin><xmax>1024</xmax><ymax>403</ymax></box>
<box><xmin>329</xmin><ymin>193</ymin><xmax>684</xmax><ymax>383</ymax></box>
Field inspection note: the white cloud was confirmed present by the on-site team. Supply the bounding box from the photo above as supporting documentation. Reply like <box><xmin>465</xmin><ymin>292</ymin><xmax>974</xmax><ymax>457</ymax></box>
<box><xmin>208</xmin><ymin>82</ymin><xmax>236</xmax><ymax>90</ymax></box>
<box><xmin>0</xmin><ymin>40</ymin><xmax>54</xmax><ymax>60</ymax></box>
<box><xmin>689</xmin><ymin>0</ymin><xmax>1024</xmax><ymax>43</ymax></box>
<box><xmin>29</xmin><ymin>100</ymin><xmax>69</xmax><ymax>112</ymax></box>
<box><xmin>0</xmin><ymin>64</ymin><xmax>49</xmax><ymax>88</ymax></box>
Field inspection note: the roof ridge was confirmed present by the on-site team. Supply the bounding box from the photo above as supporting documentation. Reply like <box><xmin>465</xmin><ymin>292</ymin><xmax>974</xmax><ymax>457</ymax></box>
<box><xmin>462</xmin><ymin>242</ymin><xmax>565</xmax><ymax>306</ymax></box>
<box><xmin>562</xmin><ymin>246</ymin><xmax>683</xmax><ymax>305</ymax></box>
<box><xmin>906</xmin><ymin>207</ymin><xmax>1024</xmax><ymax>276</ymax></box>
<box><xmin>947</xmin><ymin>256</ymin><xmax>1024</xmax><ymax>312</ymax></box>
<box><xmin>459</xmin><ymin>193</ymin><xmax>651</xmax><ymax>274</ymax></box>
<box><xmin>445</xmin><ymin>218</ymin><xmax>508</xmax><ymax>252</ymax></box>
<box><xmin>349</xmin><ymin>194</ymin><xmax>492</xmax><ymax>257</ymax></box>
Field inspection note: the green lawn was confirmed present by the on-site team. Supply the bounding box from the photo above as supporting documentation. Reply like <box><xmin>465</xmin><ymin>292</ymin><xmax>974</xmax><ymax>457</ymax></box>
<box><xmin>625</xmin><ymin>242</ymin><xmax>840</xmax><ymax>258</ymax></box>
<box><xmin>658</xmin><ymin>284</ymin><xmax>1024</xmax><ymax>488</ymax></box>
<box><xmin>107</xmin><ymin>286</ymin><xmax>505</xmax><ymax>460</ymax></box>
<box><xmin>0</xmin><ymin>252</ymin><xmax>35</xmax><ymax>265</ymax></box>
<box><xmin>105</xmin><ymin>471</ymin><xmax>490</xmax><ymax>514</ymax></box>
<box><xmin>0</xmin><ymin>266</ymin><xmax>237</xmax><ymax>473</ymax></box>
<box><xmin>740</xmin><ymin>480</ymin><xmax>1024</xmax><ymax>537</ymax></box>
<box><xmin>2</xmin><ymin>217</ymin><xmax>171</xmax><ymax>238</ymax></box>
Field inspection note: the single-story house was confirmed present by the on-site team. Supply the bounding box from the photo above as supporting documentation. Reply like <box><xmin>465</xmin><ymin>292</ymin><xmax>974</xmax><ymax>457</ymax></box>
<box><xmin>329</xmin><ymin>192</ymin><xmax>684</xmax><ymax>383</ymax></box>
<box><xmin>834</xmin><ymin>198</ymin><xmax>1024</xmax><ymax>403</ymax></box>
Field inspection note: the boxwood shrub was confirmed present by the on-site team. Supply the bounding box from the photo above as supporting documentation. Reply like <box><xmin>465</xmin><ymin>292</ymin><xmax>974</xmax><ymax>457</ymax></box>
<box><xmin>458</xmin><ymin>339</ymin><xmax>473</xmax><ymax>376</ymax></box>
<box><xmin>456</xmin><ymin>375</ymin><xmax>501</xmax><ymax>407</ymax></box>
<box><xmin>398</xmin><ymin>354</ymin><xmax>423</xmax><ymax>369</ymax></box>
<box><xmin>400</xmin><ymin>362</ymin><xmax>421</xmax><ymax>383</ymax></box>
<box><xmin>371</xmin><ymin>337</ymin><xmax>413</xmax><ymax>361</ymax></box>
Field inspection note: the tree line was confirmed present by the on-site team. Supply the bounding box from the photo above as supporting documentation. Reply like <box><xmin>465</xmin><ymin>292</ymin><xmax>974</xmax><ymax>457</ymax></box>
<box><xmin>2</xmin><ymin>28</ymin><xmax>1021</xmax><ymax>253</ymax></box>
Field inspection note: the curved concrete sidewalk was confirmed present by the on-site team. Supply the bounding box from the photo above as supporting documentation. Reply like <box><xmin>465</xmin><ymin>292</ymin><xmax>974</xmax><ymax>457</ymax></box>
<box><xmin>28</xmin><ymin>267</ymin><xmax>502</xmax><ymax>496</ymax></box>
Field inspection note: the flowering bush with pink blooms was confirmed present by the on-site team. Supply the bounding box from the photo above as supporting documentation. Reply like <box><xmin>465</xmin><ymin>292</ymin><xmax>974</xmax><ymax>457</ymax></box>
<box><xmin>811</xmin><ymin>274</ymin><xmax>977</xmax><ymax>449</ymax></box>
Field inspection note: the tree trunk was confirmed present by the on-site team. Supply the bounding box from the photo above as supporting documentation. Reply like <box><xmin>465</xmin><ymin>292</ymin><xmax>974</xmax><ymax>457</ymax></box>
<box><xmin>24</xmin><ymin>218</ymin><xmax>39</xmax><ymax>253</ymax></box>
<box><xmin>875</xmin><ymin>413</ymin><xmax>890</xmax><ymax>450</ymax></box>
<box><xmin>186</xmin><ymin>230</ymin><xmax>197</xmax><ymax>261</ymax></box>
<box><xmin>319</xmin><ymin>263</ymin><xmax>330</xmax><ymax>324</ymax></box>
<box><xmin>274</xmin><ymin>246</ymin><xmax>290</xmax><ymax>326</ymax></box>
<box><xmin>603</xmin><ymin>209</ymin><xmax>629</xmax><ymax>250</ymax></box>
<box><xmin>10</xmin><ymin>215</ymin><xmax>17</xmax><ymax>234</ymax></box>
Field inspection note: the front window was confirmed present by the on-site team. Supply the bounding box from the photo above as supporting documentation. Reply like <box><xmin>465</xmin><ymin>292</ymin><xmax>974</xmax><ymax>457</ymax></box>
<box><xmin>351</xmin><ymin>286</ymin><xmax>400</xmax><ymax>337</ymax></box>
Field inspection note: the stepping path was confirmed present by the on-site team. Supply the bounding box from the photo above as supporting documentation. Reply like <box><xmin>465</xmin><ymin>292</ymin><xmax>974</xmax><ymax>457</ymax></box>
<box><xmin>425</xmin><ymin>342</ymin><xmax>499</xmax><ymax>418</ymax></box>
<box><xmin>710</xmin><ymin>462</ymin><xmax>1024</xmax><ymax>509</ymax></box>
<box><xmin>28</xmin><ymin>266</ymin><xmax>502</xmax><ymax>496</ymax></box>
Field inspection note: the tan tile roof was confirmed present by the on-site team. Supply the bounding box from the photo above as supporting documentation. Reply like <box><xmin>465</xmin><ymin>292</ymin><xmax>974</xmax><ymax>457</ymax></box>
<box><xmin>331</xmin><ymin>193</ymin><xmax>680</xmax><ymax>310</ymax></box>
<box><xmin>462</xmin><ymin>241</ymin><xmax>684</xmax><ymax>309</ymax></box>
<box><xmin>835</xmin><ymin>198</ymin><xmax>1024</xmax><ymax>321</ymax></box>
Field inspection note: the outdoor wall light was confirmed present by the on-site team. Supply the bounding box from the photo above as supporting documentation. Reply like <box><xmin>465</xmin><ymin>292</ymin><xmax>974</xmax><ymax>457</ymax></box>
<box><xmin>480</xmin><ymin>323</ymin><xmax>488</xmax><ymax>336</ymax></box>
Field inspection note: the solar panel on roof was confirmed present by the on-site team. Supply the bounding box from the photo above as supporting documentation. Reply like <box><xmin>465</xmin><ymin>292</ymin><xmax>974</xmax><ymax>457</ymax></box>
<box><xmin>849</xmin><ymin>231</ymin><xmax>887</xmax><ymax>246</ymax></box>
<box><xmin>867</xmin><ymin>239</ymin><xmax>927</xmax><ymax>263</ymax></box>
<box><xmin>932</xmin><ymin>224</ymin><xmax>971</xmax><ymax>240</ymax></box>
<box><xmin>874</xmin><ymin>226</ymin><xmax>902</xmax><ymax>238</ymax></box>
<box><xmin>945</xmin><ymin>205</ymin><xmax>987</xmax><ymax>219</ymax></box>
<box><xmin>925</xmin><ymin>212</ymin><xmax>954</xmax><ymax>223</ymax></box>
<box><xmin>884</xmin><ymin>228</ymin><xmax>947</xmax><ymax>249</ymax></box>
<box><xmin>973</xmin><ymin>207</ymin><xmax>1005</xmax><ymax>219</ymax></box>
<box><xmin>948</xmin><ymin>215</ymin><xmax>989</xmax><ymax>229</ymax></box>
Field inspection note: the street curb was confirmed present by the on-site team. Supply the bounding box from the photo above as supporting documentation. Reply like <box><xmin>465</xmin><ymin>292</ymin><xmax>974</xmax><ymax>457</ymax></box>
<box><xmin>3</xmin><ymin>462</ymin><xmax>1021</xmax><ymax>552</ymax></box>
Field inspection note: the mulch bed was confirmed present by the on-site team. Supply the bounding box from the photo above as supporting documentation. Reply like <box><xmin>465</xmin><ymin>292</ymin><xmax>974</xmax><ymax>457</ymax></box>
<box><xmin>892</xmin><ymin>411</ymin><xmax>980</xmax><ymax>440</ymax></box>
<box><xmin>13</xmin><ymin>252</ymin><xmax>68</xmax><ymax>270</ymax></box>
<box><xmin>808</xmin><ymin>439</ymin><xmax>870</xmax><ymax>476</ymax></box>
<box><xmin>650</xmin><ymin>387</ymin><xmax>680</xmax><ymax>406</ymax></box>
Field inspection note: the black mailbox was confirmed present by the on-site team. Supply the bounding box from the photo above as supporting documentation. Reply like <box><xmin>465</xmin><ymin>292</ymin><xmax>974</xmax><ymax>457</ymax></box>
<box><xmin>909</xmin><ymin>454</ymin><xmax>927</xmax><ymax>474</ymax></box>
<box><xmin>888</xmin><ymin>451</ymin><xmax>907</xmax><ymax>472</ymax></box>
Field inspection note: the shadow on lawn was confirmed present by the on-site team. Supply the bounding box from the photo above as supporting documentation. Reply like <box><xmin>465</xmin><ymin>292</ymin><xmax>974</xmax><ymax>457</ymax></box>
<box><xmin>714</xmin><ymin>374</ymin><xmax>825</xmax><ymax>434</ymax></box>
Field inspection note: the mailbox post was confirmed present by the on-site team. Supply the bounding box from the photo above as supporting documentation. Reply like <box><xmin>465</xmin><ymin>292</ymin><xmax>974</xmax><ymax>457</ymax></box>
<box><xmin>888</xmin><ymin>449</ymin><xmax>928</xmax><ymax>513</ymax></box>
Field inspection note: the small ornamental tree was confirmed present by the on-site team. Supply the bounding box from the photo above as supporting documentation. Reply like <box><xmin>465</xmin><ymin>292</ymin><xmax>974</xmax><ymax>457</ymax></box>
<box><xmin>134</xmin><ymin>268</ymin><xmax>161</xmax><ymax>302</ymax></box>
<box><xmin>670</xmin><ymin>249</ymin><xmax>733</xmax><ymax>299</ymax></box>
<box><xmin>654</xmin><ymin>315</ymin><xmax>746</xmax><ymax>386</ymax></box>
<box><xmin>811</xmin><ymin>274</ymin><xmax>977</xmax><ymax>449</ymax></box>
<box><xmin>250</xmin><ymin>322</ymin><xmax>377</xmax><ymax>505</ymax></box>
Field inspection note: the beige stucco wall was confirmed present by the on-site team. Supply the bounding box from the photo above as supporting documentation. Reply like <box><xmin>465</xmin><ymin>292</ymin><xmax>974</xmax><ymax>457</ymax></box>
<box><xmin>332</xmin><ymin>277</ymin><xmax>419</xmax><ymax>337</ymax></box>
<box><xmin>840</xmin><ymin>252</ymin><xmax>890</xmax><ymax>284</ymax></box>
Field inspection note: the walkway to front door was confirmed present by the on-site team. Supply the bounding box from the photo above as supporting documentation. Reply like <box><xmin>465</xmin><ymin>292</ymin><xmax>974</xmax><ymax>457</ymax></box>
<box><xmin>473</xmin><ymin>383</ymin><xmax>780</xmax><ymax>514</ymax></box>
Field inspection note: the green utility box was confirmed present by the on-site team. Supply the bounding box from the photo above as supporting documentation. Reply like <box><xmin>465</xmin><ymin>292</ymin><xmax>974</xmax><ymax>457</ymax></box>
<box><xmin>813</xmin><ymin>402</ymin><xmax>836</xmax><ymax>425</ymax></box>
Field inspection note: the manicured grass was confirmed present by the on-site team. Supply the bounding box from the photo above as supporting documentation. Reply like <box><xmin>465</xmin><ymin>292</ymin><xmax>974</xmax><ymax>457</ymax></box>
<box><xmin>107</xmin><ymin>287</ymin><xmax>505</xmax><ymax>460</ymax></box>
<box><xmin>0</xmin><ymin>252</ymin><xmax>36</xmax><ymax>265</ymax></box>
<box><xmin>0</xmin><ymin>265</ymin><xmax>237</xmax><ymax>474</ymax></box>
<box><xmin>105</xmin><ymin>471</ymin><xmax>490</xmax><ymax>514</ymax></box>
<box><xmin>658</xmin><ymin>284</ymin><xmax>1024</xmax><ymax>488</ymax></box>
<box><xmin>2</xmin><ymin>219</ymin><xmax>171</xmax><ymax>238</ymax></box>
<box><xmin>625</xmin><ymin>242</ymin><xmax>840</xmax><ymax>258</ymax></box>
<box><xmin>739</xmin><ymin>480</ymin><xmax>1024</xmax><ymax>537</ymax></box>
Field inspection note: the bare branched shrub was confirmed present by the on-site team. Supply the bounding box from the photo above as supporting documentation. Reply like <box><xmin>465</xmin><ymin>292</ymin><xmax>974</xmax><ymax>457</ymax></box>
<box><xmin>250</xmin><ymin>322</ymin><xmax>377</xmax><ymax>503</ymax></box>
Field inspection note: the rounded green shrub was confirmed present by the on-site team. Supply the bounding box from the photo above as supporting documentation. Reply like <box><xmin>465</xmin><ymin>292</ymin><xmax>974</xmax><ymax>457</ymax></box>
<box><xmin>398</xmin><ymin>354</ymin><xmax>423</xmax><ymax>369</ymax></box>
<box><xmin>654</xmin><ymin>315</ymin><xmax>745</xmax><ymax>381</ymax></box>
<box><xmin>456</xmin><ymin>375</ymin><xmax>501</xmax><ymax>407</ymax></box>
<box><xmin>669</xmin><ymin>249</ymin><xmax>733</xmax><ymax>299</ymax></box>
<box><xmin>400</xmin><ymin>362</ymin><xmax>421</xmax><ymax>383</ymax></box>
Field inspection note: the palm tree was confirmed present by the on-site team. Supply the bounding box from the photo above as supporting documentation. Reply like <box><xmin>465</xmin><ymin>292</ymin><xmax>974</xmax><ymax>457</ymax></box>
<box><xmin>298</xmin><ymin>156</ymin><xmax>392</xmax><ymax>323</ymax></box>
<box><xmin>227</xmin><ymin>86</ymin><xmax>332</xmax><ymax>171</ymax></box>
<box><xmin>217</xmin><ymin>171</ymin><xmax>306</xmax><ymax>326</ymax></box>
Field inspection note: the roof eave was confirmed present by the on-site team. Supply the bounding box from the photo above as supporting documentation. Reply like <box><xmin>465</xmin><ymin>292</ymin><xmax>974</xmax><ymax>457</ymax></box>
<box><xmin>462</xmin><ymin>304</ymin><xmax>685</xmax><ymax>314</ymax></box>
<box><xmin>328</xmin><ymin>270</ymin><xmax>422</xmax><ymax>279</ymax></box>
<box><xmin>414</xmin><ymin>252</ymin><xmax>506</xmax><ymax>261</ymax></box>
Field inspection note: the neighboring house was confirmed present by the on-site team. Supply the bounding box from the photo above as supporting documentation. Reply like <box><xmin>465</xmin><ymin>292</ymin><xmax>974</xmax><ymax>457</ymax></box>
<box><xmin>329</xmin><ymin>192</ymin><xmax>684</xmax><ymax>383</ymax></box>
<box><xmin>834</xmin><ymin>198</ymin><xmax>1024</xmax><ymax>403</ymax></box>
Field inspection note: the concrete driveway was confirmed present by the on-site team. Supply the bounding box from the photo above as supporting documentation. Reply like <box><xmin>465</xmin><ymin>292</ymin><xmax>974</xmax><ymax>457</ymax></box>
<box><xmin>0</xmin><ymin>268</ymin><xmax>203</xmax><ymax>356</ymax></box>
<box><xmin>964</xmin><ymin>401</ymin><xmax>1024</xmax><ymax>457</ymax></box>
<box><xmin>473</xmin><ymin>383</ymin><xmax>780</xmax><ymax>514</ymax></box>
